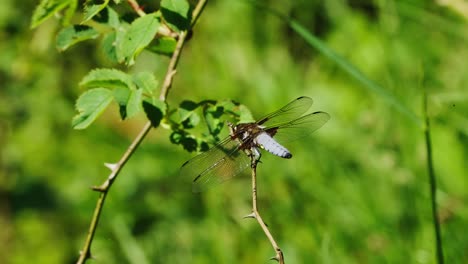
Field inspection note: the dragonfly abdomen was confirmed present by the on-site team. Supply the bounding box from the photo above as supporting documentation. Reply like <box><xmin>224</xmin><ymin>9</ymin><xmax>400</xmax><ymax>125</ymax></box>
<box><xmin>254</xmin><ymin>132</ymin><xmax>292</xmax><ymax>159</ymax></box>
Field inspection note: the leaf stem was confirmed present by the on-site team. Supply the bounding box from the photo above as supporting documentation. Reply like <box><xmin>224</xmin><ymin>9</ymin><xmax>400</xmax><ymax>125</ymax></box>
<box><xmin>423</xmin><ymin>91</ymin><xmax>445</xmax><ymax>264</ymax></box>
<box><xmin>247</xmin><ymin>154</ymin><xmax>285</xmax><ymax>264</ymax></box>
<box><xmin>76</xmin><ymin>1</ymin><xmax>208</xmax><ymax>263</ymax></box>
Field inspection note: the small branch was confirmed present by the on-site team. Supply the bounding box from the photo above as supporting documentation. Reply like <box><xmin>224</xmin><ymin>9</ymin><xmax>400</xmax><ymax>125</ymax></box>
<box><xmin>246</xmin><ymin>154</ymin><xmax>285</xmax><ymax>264</ymax></box>
<box><xmin>127</xmin><ymin>0</ymin><xmax>146</xmax><ymax>17</ymax></box>
<box><xmin>76</xmin><ymin>1</ymin><xmax>208</xmax><ymax>263</ymax></box>
<box><xmin>76</xmin><ymin>122</ymin><xmax>152</xmax><ymax>264</ymax></box>
<box><xmin>159</xmin><ymin>30</ymin><xmax>187</xmax><ymax>101</ymax></box>
<box><xmin>423</xmin><ymin>91</ymin><xmax>445</xmax><ymax>264</ymax></box>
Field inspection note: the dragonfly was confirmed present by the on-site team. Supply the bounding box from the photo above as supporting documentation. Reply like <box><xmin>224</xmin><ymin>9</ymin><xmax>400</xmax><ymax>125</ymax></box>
<box><xmin>180</xmin><ymin>96</ymin><xmax>330</xmax><ymax>192</ymax></box>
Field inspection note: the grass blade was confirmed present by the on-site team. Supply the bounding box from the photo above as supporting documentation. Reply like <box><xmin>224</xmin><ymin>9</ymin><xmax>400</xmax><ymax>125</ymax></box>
<box><xmin>288</xmin><ymin>19</ymin><xmax>422</xmax><ymax>127</ymax></box>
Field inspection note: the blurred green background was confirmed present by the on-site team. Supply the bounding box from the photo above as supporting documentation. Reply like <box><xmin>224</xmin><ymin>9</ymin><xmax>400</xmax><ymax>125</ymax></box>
<box><xmin>1</xmin><ymin>0</ymin><xmax>467</xmax><ymax>263</ymax></box>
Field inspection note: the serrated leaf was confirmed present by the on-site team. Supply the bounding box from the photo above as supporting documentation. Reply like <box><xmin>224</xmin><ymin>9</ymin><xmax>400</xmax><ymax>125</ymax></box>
<box><xmin>31</xmin><ymin>0</ymin><xmax>72</xmax><ymax>28</ymax></box>
<box><xmin>160</xmin><ymin>0</ymin><xmax>190</xmax><ymax>31</ymax></box>
<box><xmin>147</xmin><ymin>36</ymin><xmax>177</xmax><ymax>56</ymax></box>
<box><xmin>143</xmin><ymin>99</ymin><xmax>166</xmax><ymax>127</ymax></box>
<box><xmin>132</xmin><ymin>72</ymin><xmax>158</xmax><ymax>96</ymax></box>
<box><xmin>117</xmin><ymin>13</ymin><xmax>161</xmax><ymax>65</ymax></box>
<box><xmin>56</xmin><ymin>25</ymin><xmax>100</xmax><ymax>51</ymax></box>
<box><xmin>80</xmin><ymin>68</ymin><xmax>134</xmax><ymax>90</ymax></box>
<box><xmin>82</xmin><ymin>0</ymin><xmax>110</xmax><ymax>23</ymax></box>
<box><xmin>101</xmin><ymin>32</ymin><xmax>119</xmax><ymax>63</ymax></box>
<box><xmin>126</xmin><ymin>89</ymin><xmax>143</xmax><ymax>118</ymax></box>
<box><xmin>72</xmin><ymin>88</ymin><xmax>113</xmax><ymax>129</ymax></box>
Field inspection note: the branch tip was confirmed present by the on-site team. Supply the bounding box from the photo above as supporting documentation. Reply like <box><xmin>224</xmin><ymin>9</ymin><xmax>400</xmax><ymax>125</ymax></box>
<box><xmin>269</xmin><ymin>256</ymin><xmax>279</xmax><ymax>262</ymax></box>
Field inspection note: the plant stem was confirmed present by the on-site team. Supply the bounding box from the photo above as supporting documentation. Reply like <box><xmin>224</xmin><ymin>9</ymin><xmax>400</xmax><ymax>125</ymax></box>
<box><xmin>127</xmin><ymin>0</ymin><xmax>146</xmax><ymax>17</ymax></box>
<box><xmin>423</xmin><ymin>91</ymin><xmax>445</xmax><ymax>264</ymax></box>
<box><xmin>76</xmin><ymin>1</ymin><xmax>208</xmax><ymax>263</ymax></box>
<box><xmin>76</xmin><ymin>122</ymin><xmax>152</xmax><ymax>264</ymax></box>
<box><xmin>247</xmin><ymin>154</ymin><xmax>285</xmax><ymax>264</ymax></box>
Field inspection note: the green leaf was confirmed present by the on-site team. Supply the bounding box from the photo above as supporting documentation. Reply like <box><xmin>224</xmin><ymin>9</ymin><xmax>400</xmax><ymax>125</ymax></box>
<box><xmin>170</xmin><ymin>131</ymin><xmax>198</xmax><ymax>152</ymax></box>
<box><xmin>106</xmin><ymin>7</ymin><xmax>120</xmax><ymax>28</ymax></box>
<box><xmin>82</xmin><ymin>0</ymin><xmax>110</xmax><ymax>23</ymax></box>
<box><xmin>72</xmin><ymin>88</ymin><xmax>113</xmax><ymax>129</ymax></box>
<box><xmin>113</xmin><ymin>87</ymin><xmax>131</xmax><ymax>119</ymax></box>
<box><xmin>56</xmin><ymin>25</ymin><xmax>100</xmax><ymax>51</ymax></box>
<box><xmin>237</xmin><ymin>105</ymin><xmax>255</xmax><ymax>123</ymax></box>
<box><xmin>126</xmin><ymin>89</ymin><xmax>143</xmax><ymax>118</ymax></box>
<box><xmin>101</xmin><ymin>32</ymin><xmax>119</xmax><ymax>63</ymax></box>
<box><xmin>80</xmin><ymin>68</ymin><xmax>134</xmax><ymax>90</ymax></box>
<box><xmin>132</xmin><ymin>72</ymin><xmax>158</xmax><ymax>96</ymax></box>
<box><xmin>117</xmin><ymin>13</ymin><xmax>161</xmax><ymax>65</ymax></box>
<box><xmin>31</xmin><ymin>0</ymin><xmax>73</xmax><ymax>28</ymax></box>
<box><xmin>287</xmin><ymin>18</ymin><xmax>422</xmax><ymax>127</ymax></box>
<box><xmin>160</xmin><ymin>0</ymin><xmax>190</xmax><ymax>31</ymax></box>
<box><xmin>203</xmin><ymin>105</ymin><xmax>224</xmax><ymax>139</ymax></box>
<box><xmin>147</xmin><ymin>37</ymin><xmax>177</xmax><ymax>56</ymax></box>
<box><xmin>143</xmin><ymin>99</ymin><xmax>166</xmax><ymax>127</ymax></box>
<box><xmin>218</xmin><ymin>100</ymin><xmax>254</xmax><ymax>123</ymax></box>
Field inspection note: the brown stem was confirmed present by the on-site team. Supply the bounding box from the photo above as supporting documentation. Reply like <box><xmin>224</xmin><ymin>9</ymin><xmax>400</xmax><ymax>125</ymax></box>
<box><xmin>247</xmin><ymin>154</ymin><xmax>285</xmax><ymax>264</ymax></box>
<box><xmin>76</xmin><ymin>1</ymin><xmax>208</xmax><ymax>263</ymax></box>
<box><xmin>127</xmin><ymin>0</ymin><xmax>146</xmax><ymax>17</ymax></box>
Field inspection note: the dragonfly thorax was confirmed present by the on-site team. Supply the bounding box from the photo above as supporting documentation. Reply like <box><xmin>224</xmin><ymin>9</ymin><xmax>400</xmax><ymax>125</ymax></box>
<box><xmin>229</xmin><ymin>123</ymin><xmax>292</xmax><ymax>159</ymax></box>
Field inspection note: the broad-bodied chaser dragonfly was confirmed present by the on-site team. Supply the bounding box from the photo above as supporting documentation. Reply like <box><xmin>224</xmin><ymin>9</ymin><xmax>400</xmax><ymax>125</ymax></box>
<box><xmin>180</xmin><ymin>96</ymin><xmax>330</xmax><ymax>192</ymax></box>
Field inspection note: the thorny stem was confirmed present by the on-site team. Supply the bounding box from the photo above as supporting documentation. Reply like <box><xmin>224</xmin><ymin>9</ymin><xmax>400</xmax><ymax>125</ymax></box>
<box><xmin>76</xmin><ymin>1</ymin><xmax>208</xmax><ymax>263</ymax></box>
<box><xmin>246</xmin><ymin>154</ymin><xmax>285</xmax><ymax>264</ymax></box>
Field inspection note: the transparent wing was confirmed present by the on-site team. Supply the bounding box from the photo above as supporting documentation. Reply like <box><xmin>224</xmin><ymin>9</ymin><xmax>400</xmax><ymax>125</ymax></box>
<box><xmin>265</xmin><ymin>111</ymin><xmax>330</xmax><ymax>143</ymax></box>
<box><xmin>257</xmin><ymin>96</ymin><xmax>314</xmax><ymax>128</ymax></box>
<box><xmin>179</xmin><ymin>137</ymin><xmax>250</xmax><ymax>193</ymax></box>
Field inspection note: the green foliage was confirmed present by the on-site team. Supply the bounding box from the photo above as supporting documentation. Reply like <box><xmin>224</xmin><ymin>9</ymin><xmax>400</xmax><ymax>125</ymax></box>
<box><xmin>161</xmin><ymin>0</ymin><xmax>191</xmax><ymax>31</ymax></box>
<box><xmin>75</xmin><ymin>68</ymin><xmax>166</xmax><ymax>125</ymax></box>
<box><xmin>81</xmin><ymin>68</ymin><xmax>135</xmax><ymax>90</ymax></box>
<box><xmin>168</xmin><ymin>99</ymin><xmax>253</xmax><ymax>152</ymax></box>
<box><xmin>147</xmin><ymin>36</ymin><xmax>178</xmax><ymax>56</ymax></box>
<box><xmin>82</xmin><ymin>0</ymin><xmax>110</xmax><ymax>23</ymax></box>
<box><xmin>117</xmin><ymin>13</ymin><xmax>161</xmax><ymax>65</ymax></box>
<box><xmin>72</xmin><ymin>88</ymin><xmax>113</xmax><ymax>129</ymax></box>
<box><xmin>56</xmin><ymin>25</ymin><xmax>99</xmax><ymax>51</ymax></box>
<box><xmin>30</xmin><ymin>0</ymin><xmax>76</xmax><ymax>28</ymax></box>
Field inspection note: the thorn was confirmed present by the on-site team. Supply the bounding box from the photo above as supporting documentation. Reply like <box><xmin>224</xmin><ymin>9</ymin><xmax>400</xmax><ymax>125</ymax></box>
<box><xmin>269</xmin><ymin>256</ymin><xmax>279</xmax><ymax>262</ymax></box>
<box><xmin>243</xmin><ymin>212</ymin><xmax>256</xmax><ymax>219</ymax></box>
<box><xmin>104</xmin><ymin>162</ymin><xmax>118</xmax><ymax>171</ymax></box>
<box><xmin>91</xmin><ymin>186</ymin><xmax>105</xmax><ymax>192</ymax></box>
